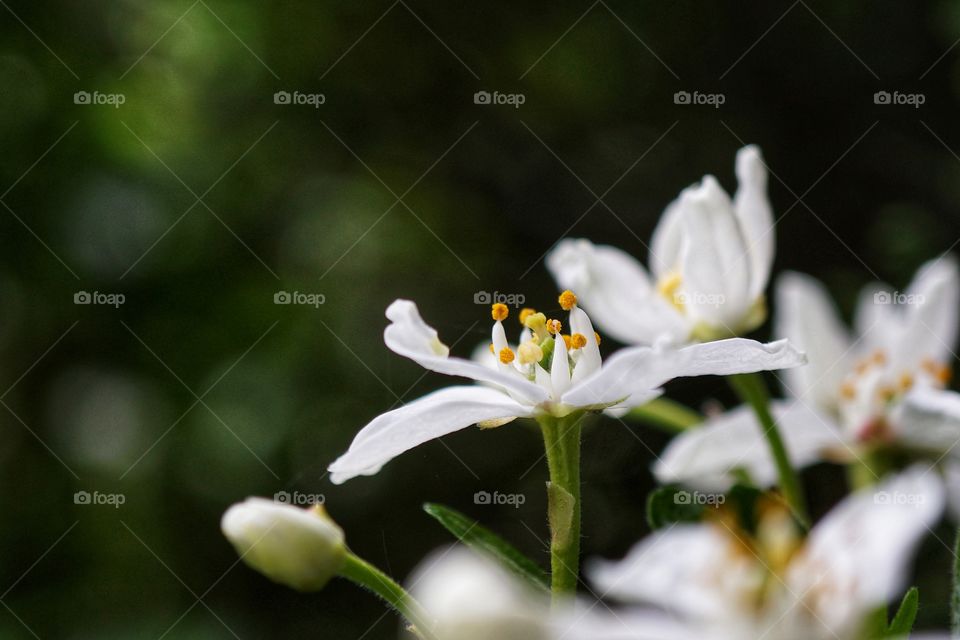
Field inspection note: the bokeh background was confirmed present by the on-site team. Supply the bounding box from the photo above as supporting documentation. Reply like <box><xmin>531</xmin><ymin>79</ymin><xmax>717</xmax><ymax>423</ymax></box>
<box><xmin>1</xmin><ymin>0</ymin><xmax>960</xmax><ymax>637</ymax></box>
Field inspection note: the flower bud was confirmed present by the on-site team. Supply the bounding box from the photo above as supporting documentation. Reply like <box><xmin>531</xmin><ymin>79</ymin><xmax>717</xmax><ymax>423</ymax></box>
<box><xmin>221</xmin><ymin>497</ymin><xmax>346</xmax><ymax>591</ymax></box>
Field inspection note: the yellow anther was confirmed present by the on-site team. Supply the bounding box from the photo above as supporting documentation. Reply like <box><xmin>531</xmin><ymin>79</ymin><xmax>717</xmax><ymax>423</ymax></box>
<box><xmin>923</xmin><ymin>358</ymin><xmax>953</xmax><ymax>385</ymax></box>
<box><xmin>558</xmin><ymin>290</ymin><xmax>578</xmax><ymax>311</ymax></box>
<box><xmin>594</xmin><ymin>331</ymin><xmax>602</xmax><ymax>345</ymax></box>
<box><xmin>519</xmin><ymin>308</ymin><xmax>536</xmax><ymax>325</ymax></box>
<box><xmin>546</xmin><ymin>319</ymin><xmax>562</xmax><ymax>335</ymax></box>
<box><xmin>854</xmin><ymin>360</ymin><xmax>870</xmax><ymax>375</ymax></box>
<box><xmin>518</xmin><ymin>342</ymin><xmax>543</xmax><ymax>365</ymax></box>
<box><xmin>657</xmin><ymin>271</ymin><xmax>684</xmax><ymax>310</ymax></box>
<box><xmin>872</xmin><ymin>349</ymin><xmax>887</xmax><ymax>366</ymax></box>
<box><xmin>840</xmin><ymin>381</ymin><xmax>856</xmax><ymax>400</ymax></box>
<box><xmin>499</xmin><ymin>347</ymin><xmax>515</xmax><ymax>364</ymax></box>
<box><xmin>561</xmin><ymin>335</ymin><xmax>572</xmax><ymax>350</ymax></box>
<box><xmin>899</xmin><ymin>372</ymin><xmax>914</xmax><ymax>391</ymax></box>
<box><xmin>488</xmin><ymin>343</ymin><xmax>495</xmax><ymax>354</ymax></box>
<box><xmin>491</xmin><ymin>303</ymin><xmax>509</xmax><ymax>322</ymax></box>
<box><xmin>571</xmin><ymin>333</ymin><xmax>587</xmax><ymax>349</ymax></box>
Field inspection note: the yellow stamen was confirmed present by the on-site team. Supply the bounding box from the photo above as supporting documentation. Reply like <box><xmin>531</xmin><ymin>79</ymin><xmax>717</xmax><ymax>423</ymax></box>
<box><xmin>546</xmin><ymin>319</ymin><xmax>562</xmax><ymax>335</ymax></box>
<box><xmin>937</xmin><ymin>364</ymin><xmax>953</xmax><ymax>385</ymax></box>
<box><xmin>899</xmin><ymin>372</ymin><xmax>914</xmax><ymax>391</ymax></box>
<box><xmin>594</xmin><ymin>331</ymin><xmax>602</xmax><ymax>345</ymax></box>
<box><xmin>872</xmin><ymin>349</ymin><xmax>887</xmax><ymax>366</ymax></box>
<box><xmin>571</xmin><ymin>333</ymin><xmax>587</xmax><ymax>349</ymax></box>
<box><xmin>499</xmin><ymin>347</ymin><xmax>515</xmax><ymax>364</ymax></box>
<box><xmin>519</xmin><ymin>308</ymin><xmax>536</xmax><ymax>325</ymax></box>
<box><xmin>657</xmin><ymin>271</ymin><xmax>684</xmax><ymax>310</ymax></box>
<box><xmin>561</xmin><ymin>335</ymin><xmax>572</xmax><ymax>350</ymax></box>
<box><xmin>488</xmin><ymin>343</ymin><xmax>494</xmax><ymax>354</ymax></box>
<box><xmin>518</xmin><ymin>342</ymin><xmax>543</xmax><ymax>365</ymax></box>
<box><xmin>558</xmin><ymin>290</ymin><xmax>578</xmax><ymax>311</ymax></box>
<box><xmin>840</xmin><ymin>381</ymin><xmax>856</xmax><ymax>400</ymax></box>
<box><xmin>491</xmin><ymin>303</ymin><xmax>509</xmax><ymax>322</ymax></box>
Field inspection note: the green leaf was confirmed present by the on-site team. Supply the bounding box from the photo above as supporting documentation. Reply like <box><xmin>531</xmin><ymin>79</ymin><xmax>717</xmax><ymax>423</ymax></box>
<box><xmin>886</xmin><ymin>587</ymin><xmax>919</xmax><ymax>636</ymax></box>
<box><xmin>546</xmin><ymin>482</ymin><xmax>575</xmax><ymax>548</ymax></box>
<box><xmin>646</xmin><ymin>485</ymin><xmax>705</xmax><ymax>529</ymax></box>
<box><xmin>422</xmin><ymin>503</ymin><xmax>549</xmax><ymax>592</ymax></box>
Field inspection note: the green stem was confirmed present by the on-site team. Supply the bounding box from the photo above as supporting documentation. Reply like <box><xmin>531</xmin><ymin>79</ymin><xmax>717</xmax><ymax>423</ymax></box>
<box><xmin>951</xmin><ymin>527</ymin><xmax>960</xmax><ymax>635</ymax></box>
<box><xmin>339</xmin><ymin>552</ymin><xmax>437</xmax><ymax>640</ymax></box>
<box><xmin>626</xmin><ymin>397</ymin><xmax>703</xmax><ymax>433</ymax></box>
<box><xmin>538</xmin><ymin>412</ymin><xmax>583</xmax><ymax>600</ymax></box>
<box><xmin>728</xmin><ymin>372</ymin><xmax>809</xmax><ymax>528</ymax></box>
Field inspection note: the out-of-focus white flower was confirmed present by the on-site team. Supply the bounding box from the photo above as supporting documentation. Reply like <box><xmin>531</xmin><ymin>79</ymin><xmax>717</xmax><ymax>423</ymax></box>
<box><xmin>584</xmin><ymin>467</ymin><xmax>943</xmax><ymax>640</ymax></box>
<box><xmin>548</xmin><ymin>146</ymin><xmax>773</xmax><ymax>345</ymax></box>
<box><xmin>655</xmin><ymin>258</ymin><xmax>960</xmax><ymax>495</ymax></box>
<box><xmin>221</xmin><ymin>497</ymin><xmax>345</xmax><ymax>591</ymax></box>
<box><xmin>328</xmin><ymin>292</ymin><xmax>805</xmax><ymax>484</ymax></box>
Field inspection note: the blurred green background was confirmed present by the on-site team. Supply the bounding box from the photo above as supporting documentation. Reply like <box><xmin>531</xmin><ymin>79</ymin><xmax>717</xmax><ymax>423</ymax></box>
<box><xmin>2</xmin><ymin>0</ymin><xmax>960</xmax><ymax>637</ymax></box>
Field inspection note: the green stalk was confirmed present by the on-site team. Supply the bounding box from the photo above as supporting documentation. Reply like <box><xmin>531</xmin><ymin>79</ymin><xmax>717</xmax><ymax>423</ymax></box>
<box><xmin>728</xmin><ymin>372</ymin><xmax>809</xmax><ymax>528</ymax></box>
<box><xmin>538</xmin><ymin>412</ymin><xmax>583</xmax><ymax>600</ymax></box>
<box><xmin>339</xmin><ymin>552</ymin><xmax>437</xmax><ymax>640</ymax></box>
<box><xmin>626</xmin><ymin>397</ymin><xmax>703</xmax><ymax>433</ymax></box>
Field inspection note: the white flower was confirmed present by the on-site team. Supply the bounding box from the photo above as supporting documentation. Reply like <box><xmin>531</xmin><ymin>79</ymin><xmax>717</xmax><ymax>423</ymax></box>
<box><xmin>655</xmin><ymin>257</ymin><xmax>960</xmax><ymax>493</ymax></box>
<box><xmin>328</xmin><ymin>292</ymin><xmax>805</xmax><ymax>484</ymax></box>
<box><xmin>583</xmin><ymin>467</ymin><xmax>943</xmax><ymax>640</ymax></box>
<box><xmin>221</xmin><ymin>497</ymin><xmax>345</xmax><ymax>591</ymax></box>
<box><xmin>547</xmin><ymin>145</ymin><xmax>772</xmax><ymax>345</ymax></box>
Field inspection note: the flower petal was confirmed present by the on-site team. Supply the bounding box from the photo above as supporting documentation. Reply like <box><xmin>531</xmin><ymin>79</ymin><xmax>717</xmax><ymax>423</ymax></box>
<box><xmin>774</xmin><ymin>272</ymin><xmax>852</xmax><ymax>409</ymax></box>
<box><xmin>546</xmin><ymin>239</ymin><xmax>688</xmax><ymax>345</ymax></box>
<box><xmin>384</xmin><ymin>300</ymin><xmax>547</xmax><ymax>404</ymax></box>
<box><xmin>891</xmin><ymin>387</ymin><xmax>960</xmax><ymax>452</ymax></box>
<box><xmin>787</xmin><ymin>466</ymin><xmax>944</xmax><ymax>634</ymax></box>
<box><xmin>328</xmin><ymin>386</ymin><xmax>533</xmax><ymax>484</ymax></box>
<box><xmin>733</xmin><ymin>145</ymin><xmax>774</xmax><ymax>300</ymax></box>
<box><xmin>674</xmin><ymin>337</ymin><xmax>806</xmax><ymax>377</ymax></box>
<box><xmin>586</xmin><ymin>525</ymin><xmax>740</xmax><ymax>620</ymax></box>
<box><xmin>895</xmin><ymin>256</ymin><xmax>960</xmax><ymax>368</ymax></box>
<box><xmin>653</xmin><ymin>401</ymin><xmax>844</xmax><ymax>491</ymax></box>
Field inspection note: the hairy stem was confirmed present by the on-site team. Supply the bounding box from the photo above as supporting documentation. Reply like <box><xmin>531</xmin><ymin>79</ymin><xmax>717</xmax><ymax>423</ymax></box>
<box><xmin>539</xmin><ymin>412</ymin><xmax>583</xmax><ymax>600</ymax></box>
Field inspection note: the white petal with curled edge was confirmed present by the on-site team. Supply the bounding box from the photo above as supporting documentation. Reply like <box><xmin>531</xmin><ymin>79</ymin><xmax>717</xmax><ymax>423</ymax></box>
<box><xmin>586</xmin><ymin>524</ymin><xmax>742</xmax><ymax>620</ymax></box>
<box><xmin>786</xmin><ymin>466</ymin><xmax>944</xmax><ymax>636</ymax></box>
<box><xmin>384</xmin><ymin>300</ymin><xmax>547</xmax><ymax>405</ymax></box>
<box><xmin>328</xmin><ymin>386</ymin><xmax>533</xmax><ymax>484</ymax></box>
<box><xmin>674</xmin><ymin>337</ymin><xmax>806</xmax><ymax>378</ymax></box>
<box><xmin>891</xmin><ymin>387</ymin><xmax>960</xmax><ymax>452</ymax></box>
<box><xmin>560</xmin><ymin>344</ymin><xmax>681</xmax><ymax>410</ymax></box>
<box><xmin>733</xmin><ymin>145</ymin><xmax>774</xmax><ymax>300</ymax></box>
<box><xmin>677</xmin><ymin>177</ymin><xmax>752</xmax><ymax>327</ymax></box>
<box><xmin>775</xmin><ymin>272</ymin><xmax>851</xmax><ymax>409</ymax></box>
<box><xmin>653</xmin><ymin>401</ymin><xmax>844</xmax><ymax>491</ymax></box>
<box><xmin>546</xmin><ymin>238</ymin><xmax>688</xmax><ymax>345</ymax></box>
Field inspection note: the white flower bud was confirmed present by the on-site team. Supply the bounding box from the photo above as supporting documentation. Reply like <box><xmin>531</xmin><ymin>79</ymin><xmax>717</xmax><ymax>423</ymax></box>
<box><xmin>221</xmin><ymin>497</ymin><xmax>346</xmax><ymax>591</ymax></box>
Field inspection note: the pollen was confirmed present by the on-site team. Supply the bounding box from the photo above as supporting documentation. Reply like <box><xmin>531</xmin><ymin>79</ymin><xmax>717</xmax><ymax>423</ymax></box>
<box><xmin>519</xmin><ymin>308</ymin><xmax>536</xmax><ymax>325</ymax></box>
<box><xmin>840</xmin><ymin>381</ymin><xmax>856</xmax><ymax>400</ymax></box>
<box><xmin>594</xmin><ymin>331</ymin><xmax>602</xmax><ymax>345</ymax></box>
<box><xmin>561</xmin><ymin>334</ymin><xmax>572</xmax><ymax>350</ymax></box>
<box><xmin>546</xmin><ymin>319</ymin><xmax>562</xmax><ymax>335</ymax></box>
<box><xmin>571</xmin><ymin>333</ymin><xmax>587</xmax><ymax>349</ymax></box>
<box><xmin>923</xmin><ymin>358</ymin><xmax>953</xmax><ymax>385</ymax></box>
<box><xmin>657</xmin><ymin>271</ymin><xmax>684</xmax><ymax>310</ymax></box>
<box><xmin>558</xmin><ymin>290</ymin><xmax>578</xmax><ymax>311</ymax></box>
<box><xmin>871</xmin><ymin>349</ymin><xmax>887</xmax><ymax>366</ymax></box>
<box><xmin>491</xmin><ymin>303</ymin><xmax>509</xmax><ymax>322</ymax></box>
<box><xmin>899</xmin><ymin>372</ymin><xmax>914</xmax><ymax>391</ymax></box>
<box><xmin>488</xmin><ymin>343</ymin><xmax>495</xmax><ymax>354</ymax></box>
<box><xmin>499</xmin><ymin>347</ymin><xmax>515</xmax><ymax>364</ymax></box>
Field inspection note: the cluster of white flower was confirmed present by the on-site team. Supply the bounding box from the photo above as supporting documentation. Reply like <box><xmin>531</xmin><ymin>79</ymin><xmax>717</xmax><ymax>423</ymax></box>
<box><xmin>221</xmin><ymin>146</ymin><xmax>959</xmax><ymax>639</ymax></box>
